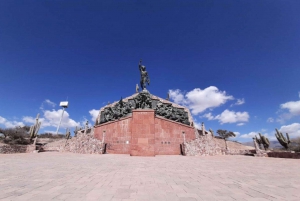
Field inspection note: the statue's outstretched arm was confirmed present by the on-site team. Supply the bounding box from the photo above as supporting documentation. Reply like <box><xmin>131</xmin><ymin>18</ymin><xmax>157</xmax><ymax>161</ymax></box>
<box><xmin>139</xmin><ymin>59</ymin><xmax>142</xmax><ymax>71</ymax></box>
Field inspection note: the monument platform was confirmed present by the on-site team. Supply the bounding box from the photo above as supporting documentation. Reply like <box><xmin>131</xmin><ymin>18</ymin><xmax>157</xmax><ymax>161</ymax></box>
<box><xmin>94</xmin><ymin>92</ymin><xmax>196</xmax><ymax>156</ymax></box>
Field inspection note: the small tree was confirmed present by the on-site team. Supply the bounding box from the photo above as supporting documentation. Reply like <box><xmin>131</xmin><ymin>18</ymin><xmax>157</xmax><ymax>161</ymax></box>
<box><xmin>216</xmin><ymin>129</ymin><xmax>236</xmax><ymax>150</ymax></box>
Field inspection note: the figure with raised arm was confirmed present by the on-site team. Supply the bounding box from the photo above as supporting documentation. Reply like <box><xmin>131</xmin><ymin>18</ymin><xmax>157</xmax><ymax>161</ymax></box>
<box><xmin>139</xmin><ymin>59</ymin><xmax>150</xmax><ymax>90</ymax></box>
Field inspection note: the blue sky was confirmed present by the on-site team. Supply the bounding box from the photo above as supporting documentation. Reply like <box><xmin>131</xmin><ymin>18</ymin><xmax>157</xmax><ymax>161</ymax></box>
<box><xmin>0</xmin><ymin>0</ymin><xmax>299</xmax><ymax>142</ymax></box>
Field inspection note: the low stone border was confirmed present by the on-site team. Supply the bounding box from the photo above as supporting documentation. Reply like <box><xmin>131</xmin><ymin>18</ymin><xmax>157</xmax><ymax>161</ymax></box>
<box><xmin>267</xmin><ymin>152</ymin><xmax>300</xmax><ymax>159</ymax></box>
<box><xmin>0</xmin><ymin>144</ymin><xmax>44</xmax><ymax>154</ymax></box>
<box><xmin>225</xmin><ymin>149</ymin><xmax>256</xmax><ymax>156</ymax></box>
<box><xmin>0</xmin><ymin>145</ymin><xmax>28</xmax><ymax>154</ymax></box>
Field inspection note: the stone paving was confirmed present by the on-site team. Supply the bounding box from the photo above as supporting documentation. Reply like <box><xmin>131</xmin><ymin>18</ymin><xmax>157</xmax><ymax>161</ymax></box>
<box><xmin>0</xmin><ymin>153</ymin><xmax>300</xmax><ymax>201</ymax></box>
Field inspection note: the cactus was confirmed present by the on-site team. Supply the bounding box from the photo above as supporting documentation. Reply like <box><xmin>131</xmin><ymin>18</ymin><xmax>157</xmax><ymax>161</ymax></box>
<box><xmin>64</xmin><ymin>128</ymin><xmax>71</xmax><ymax>147</ymax></box>
<box><xmin>258</xmin><ymin>133</ymin><xmax>270</xmax><ymax>150</ymax></box>
<box><xmin>209</xmin><ymin>128</ymin><xmax>214</xmax><ymax>137</ymax></box>
<box><xmin>65</xmin><ymin>128</ymin><xmax>71</xmax><ymax>140</ymax></box>
<box><xmin>74</xmin><ymin>126</ymin><xmax>79</xmax><ymax>137</ymax></box>
<box><xmin>84</xmin><ymin>121</ymin><xmax>89</xmax><ymax>134</ymax></box>
<box><xmin>255</xmin><ymin>135</ymin><xmax>263</xmax><ymax>149</ymax></box>
<box><xmin>29</xmin><ymin>113</ymin><xmax>41</xmax><ymax>142</ymax></box>
<box><xmin>275</xmin><ymin>128</ymin><xmax>290</xmax><ymax>150</ymax></box>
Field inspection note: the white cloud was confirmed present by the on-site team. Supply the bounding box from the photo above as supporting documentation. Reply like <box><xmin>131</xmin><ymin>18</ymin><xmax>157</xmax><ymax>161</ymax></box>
<box><xmin>240</xmin><ymin>132</ymin><xmax>258</xmax><ymax>139</ymax></box>
<box><xmin>233</xmin><ymin>132</ymin><xmax>240</xmax><ymax>137</ymax></box>
<box><xmin>22</xmin><ymin>116</ymin><xmax>37</xmax><ymax>124</ymax></box>
<box><xmin>280</xmin><ymin>100</ymin><xmax>300</xmax><ymax>116</ymax></box>
<box><xmin>230</xmin><ymin>98</ymin><xmax>245</xmax><ymax>107</ymax></box>
<box><xmin>168</xmin><ymin>89</ymin><xmax>187</xmax><ymax>105</ymax></box>
<box><xmin>279</xmin><ymin>123</ymin><xmax>300</xmax><ymax>138</ymax></box>
<box><xmin>277</xmin><ymin>95</ymin><xmax>300</xmax><ymax>123</ymax></box>
<box><xmin>23</xmin><ymin>116</ymin><xmax>49</xmax><ymax>128</ymax></box>
<box><xmin>44</xmin><ymin>130</ymin><xmax>58</xmax><ymax>134</ymax></box>
<box><xmin>40</xmin><ymin>99</ymin><xmax>56</xmax><ymax>110</ymax></box>
<box><xmin>214</xmin><ymin>109</ymin><xmax>249</xmax><ymax>124</ymax></box>
<box><xmin>23</xmin><ymin>109</ymin><xmax>80</xmax><ymax>129</ymax></box>
<box><xmin>169</xmin><ymin>86</ymin><xmax>234</xmax><ymax>115</ymax></box>
<box><xmin>201</xmin><ymin>110</ymin><xmax>249</xmax><ymax>124</ymax></box>
<box><xmin>0</xmin><ymin>116</ymin><xmax>25</xmax><ymax>128</ymax></box>
<box><xmin>89</xmin><ymin>109</ymin><xmax>99</xmax><ymax>122</ymax></box>
<box><xmin>44</xmin><ymin>109</ymin><xmax>79</xmax><ymax>128</ymax></box>
<box><xmin>240</xmin><ymin>131</ymin><xmax>275</xmax><ymax>140</ymax></box>
<box><xmin>267</xmin><ymin>117</ymin><xmax>274</xmax><ymax>123</ymax></box>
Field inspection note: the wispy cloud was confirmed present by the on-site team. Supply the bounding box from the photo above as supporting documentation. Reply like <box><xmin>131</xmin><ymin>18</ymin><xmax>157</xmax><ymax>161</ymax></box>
<box><xmin>40</xmin><ymin>99</ymin><xmax>56</xmax><ymax>110</ymax></box>
<box><xmin>230</xmin><ymin>98</ymin><xmax>245</xmax><ymax>107</ymax></box>
<box><xmin>267</xmin><ymin>117</ymin><xmax>274</xmax><ymax>123</ymax></box>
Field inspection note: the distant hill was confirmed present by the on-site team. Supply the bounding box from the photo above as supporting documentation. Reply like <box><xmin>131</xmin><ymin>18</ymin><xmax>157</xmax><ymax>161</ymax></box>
<box><xmin>242</xmin><ymin>140</ymin><xmax>297</xmax><ymax>149</ymax></box>
<box><xmin>215</xmin><ymin>138</ymin><xmax>254</xmax><ymax>150</ymax></box>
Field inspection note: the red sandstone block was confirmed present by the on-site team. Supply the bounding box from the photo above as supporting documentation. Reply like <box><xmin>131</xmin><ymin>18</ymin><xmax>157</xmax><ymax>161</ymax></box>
<box><xmin>136</xmin><ymin>119</ymin><xmax>143</xmax><ymax>124</ymax></box>
<box><xmin>137</xmin><ymin>124</ymin><xmax>144</xmax><ymax>130</ymax></box>
<box><xmin>149</xmin><ymin>125</ymin><xmax>155</xmax><ymax>134</ymax></box>
<box><xmin>131</xmin><ymin>138</ymin><xmax>138</xmax><ymax>144</ymax></box>
<box><xmin>147</xmin><ymin>118</ymin><xmax>154</xmax><ymax>124</ymax></box>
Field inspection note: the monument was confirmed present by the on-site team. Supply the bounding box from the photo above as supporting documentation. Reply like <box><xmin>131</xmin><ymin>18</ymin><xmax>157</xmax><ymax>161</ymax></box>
<box><xmin>94</xmin><ymin>60</ymin><xmax>197</xmax><ymax>156</ymax></box>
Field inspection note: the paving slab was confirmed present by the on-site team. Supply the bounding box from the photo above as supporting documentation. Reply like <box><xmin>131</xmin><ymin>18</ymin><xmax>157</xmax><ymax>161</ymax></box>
<box><xmin>0</xmin><ymin>153</ymin><xmax>300</xmax><ymax>201</ymax></box>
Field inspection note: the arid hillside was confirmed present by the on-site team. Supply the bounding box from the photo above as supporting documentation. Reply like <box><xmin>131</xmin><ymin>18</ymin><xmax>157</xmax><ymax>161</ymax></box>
<box><xmin>214</xmin><ymin>138</ymin><xmax>254</xmax><ymax>150</ymax></box>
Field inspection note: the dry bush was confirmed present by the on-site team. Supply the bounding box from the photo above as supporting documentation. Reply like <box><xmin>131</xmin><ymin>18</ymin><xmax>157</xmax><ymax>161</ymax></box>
<box><xmin>290</xmin><ymin>137</ymin><xmax>300</xmax><ymax>152</ymax></box>
<box><xmin>0</xmin><ymin>126</ymin><xmax>30</xmax><ymax>145</ymax></box>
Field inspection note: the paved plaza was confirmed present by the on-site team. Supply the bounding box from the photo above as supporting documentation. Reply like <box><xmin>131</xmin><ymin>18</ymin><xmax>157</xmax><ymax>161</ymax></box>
<box><xmin>0</xmin><ymin>153</ymin><xmax>299</xmax><ymax>201</ymax></box>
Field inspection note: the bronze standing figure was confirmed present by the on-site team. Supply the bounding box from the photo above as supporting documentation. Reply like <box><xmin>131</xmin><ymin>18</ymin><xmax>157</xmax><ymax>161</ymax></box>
<box><xmin>139</xmin><ymin>59</ymin><xmax>150</xmax><ymax>90</ymax></box>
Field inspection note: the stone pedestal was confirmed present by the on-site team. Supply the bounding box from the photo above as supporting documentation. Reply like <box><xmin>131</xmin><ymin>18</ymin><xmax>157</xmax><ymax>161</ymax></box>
<box><xmin>94</xmin><ymin>109</ymin><xmax>196</xmax><ymax>156</ymax></box>
<box><xmin>130</xmin><ymin>110</ymin><xmax>155</xmax><ymax>156</ymax></box>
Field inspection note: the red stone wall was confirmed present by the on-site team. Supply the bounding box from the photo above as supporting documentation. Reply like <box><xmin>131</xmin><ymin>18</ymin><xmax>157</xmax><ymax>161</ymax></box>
<box><xmin>94</xmin><ymin>117</ymin><xmax>132</xmax><ymax>154</ymax></box>
<box><xmin>94</xmin><ymin>110</ymin><xmax>196</xmax><ymax>156</ymax></box>
<box><xmin>154</xmin><ymin>116</ymin><xmax>195</xmax><ymax>155</ymax></box>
